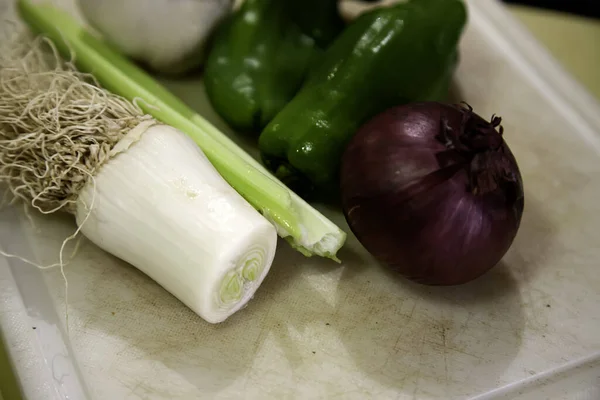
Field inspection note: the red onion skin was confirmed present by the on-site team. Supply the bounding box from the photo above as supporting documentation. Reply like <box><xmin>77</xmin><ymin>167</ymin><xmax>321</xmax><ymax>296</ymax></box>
<box><xmin>340</xmin><ymin>102</ymin><xmax>524</xmax><ymax>286</ymax></box>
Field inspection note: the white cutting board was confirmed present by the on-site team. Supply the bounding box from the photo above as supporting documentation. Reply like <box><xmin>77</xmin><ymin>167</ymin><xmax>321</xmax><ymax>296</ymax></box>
<box><xmin>1</xmin><ymin>1</ymin><xmax>599</xmax><ymax>399</ymax></box>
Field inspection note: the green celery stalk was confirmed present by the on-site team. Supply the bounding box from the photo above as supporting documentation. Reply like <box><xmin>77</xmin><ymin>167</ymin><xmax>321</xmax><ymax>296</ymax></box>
<box><xmin>17</xmin><ymin>0</ymin><xmax>346</xmax><ymax>261</ymax></box>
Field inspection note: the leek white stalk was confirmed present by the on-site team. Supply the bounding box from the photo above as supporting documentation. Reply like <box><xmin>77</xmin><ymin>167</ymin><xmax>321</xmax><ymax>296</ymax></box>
<box><xmin>75</xmin><ymin>122</ymin><xmax>277</xmax><ymax>323</ymax></box>
<box><xmin>78</xmin><ymin>0</ymin><xmax>233</xmax><ymax>74</ymax></box>
<box><xmin>0</xmin><ymin>35</ymin><xmax>276</xmax><ymax>323</ymax></box>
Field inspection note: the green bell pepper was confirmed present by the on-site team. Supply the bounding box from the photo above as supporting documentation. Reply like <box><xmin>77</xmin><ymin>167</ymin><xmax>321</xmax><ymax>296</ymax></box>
<box><xmin>204</xmin><ymin>0</ymin><xmax>344</xmax><ymax>133</ymax></box>
<box><xmin>258</xmin><ymin>0</ymin><xmax>468</xmax><ymax>195</ymax></box>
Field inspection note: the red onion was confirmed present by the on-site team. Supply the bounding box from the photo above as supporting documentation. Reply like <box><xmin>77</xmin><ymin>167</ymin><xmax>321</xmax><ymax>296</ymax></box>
<box><xmin>340</xmin><ymin>102</ymin><xmax>524</xmax><ymax>285</ymax></box>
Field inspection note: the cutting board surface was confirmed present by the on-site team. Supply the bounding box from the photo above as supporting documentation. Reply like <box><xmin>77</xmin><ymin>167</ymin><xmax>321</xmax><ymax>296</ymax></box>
<box><xmin>2</xmin><ymin>0</ymin><xmax>600</xmax><ymax>399</ymax></box>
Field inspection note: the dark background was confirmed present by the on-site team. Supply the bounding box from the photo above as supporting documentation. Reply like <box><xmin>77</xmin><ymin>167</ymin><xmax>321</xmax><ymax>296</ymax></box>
<box><xmin>502</xmin><ymin>0</ymin><xmax>600</xmax><ymax>19</ymax></box>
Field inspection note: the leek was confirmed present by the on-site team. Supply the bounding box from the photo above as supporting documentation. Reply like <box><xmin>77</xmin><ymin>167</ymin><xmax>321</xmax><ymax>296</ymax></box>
<box><xmin>0</xmin><ymin>36</ymin><xmax>278</xmax><ymax>323</ymax></box>
<box><xmin>17</xmin><ymin>0</ymin><xmax>347</xmax><ymax>260</ymax></box>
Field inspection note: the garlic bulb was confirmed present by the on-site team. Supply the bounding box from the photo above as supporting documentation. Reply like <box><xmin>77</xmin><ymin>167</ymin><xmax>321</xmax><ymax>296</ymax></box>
<box><xmin>78</xmin><ymin>0</ymin><xmax>233</xmax><ymax>74</ymax></box>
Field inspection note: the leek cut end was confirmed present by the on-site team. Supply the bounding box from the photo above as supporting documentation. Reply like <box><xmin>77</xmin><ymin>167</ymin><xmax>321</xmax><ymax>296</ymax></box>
<box><xmin>211</xmin><ymin>220</ymin><xmax>277</xmax><ymax>323</ymax></box>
